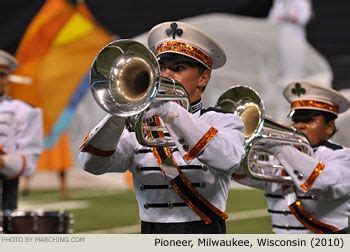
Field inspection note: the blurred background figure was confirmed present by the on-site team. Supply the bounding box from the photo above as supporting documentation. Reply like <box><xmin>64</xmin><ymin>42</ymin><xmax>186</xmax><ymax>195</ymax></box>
<box><xmin>256</xmin><ymin>0</ymin><xmax>328</xmax><ymax>121</ymax></box>
<box><xmin>268</xmin><ymin>0</ymin><xmax>313</xmax><ymax>83</ymax></box>
<box><xmin>0</xmin><ymin>50</ymin><xmax>43</xmax><ymax>210</ymax></box>
<box><xmin>21</xmin><ymin>133</ymin><xmax>73</xmax><ymax>199</ymax></box>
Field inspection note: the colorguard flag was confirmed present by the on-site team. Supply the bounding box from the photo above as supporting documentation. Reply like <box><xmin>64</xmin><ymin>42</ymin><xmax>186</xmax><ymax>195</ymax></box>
<box><xmin>9</xmin><ymin>0</ymin><xmax>112</xmax><ymax>170</ymax></box>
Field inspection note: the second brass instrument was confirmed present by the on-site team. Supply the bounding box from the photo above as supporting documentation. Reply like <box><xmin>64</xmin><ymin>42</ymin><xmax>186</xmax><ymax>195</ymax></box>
<box><xmin>216</xmin><ymin>85</ymin><xmax>312</xmax><ymax>184</ymax></box>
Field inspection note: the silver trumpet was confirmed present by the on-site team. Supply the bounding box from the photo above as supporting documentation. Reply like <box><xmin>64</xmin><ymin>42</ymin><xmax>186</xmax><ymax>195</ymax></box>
<box><xmin>90</xmin><ymin>39</ymin><xmax>190</xmax><ymax>147</ymax></box>
<box><xmin>216</xmin><ymin>85</ymin><xmax>312</xmax><ymax>184</ymax></box>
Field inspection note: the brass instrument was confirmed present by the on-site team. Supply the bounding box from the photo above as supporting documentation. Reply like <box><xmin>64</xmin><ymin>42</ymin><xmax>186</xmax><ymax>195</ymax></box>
<box><xmin>90</xmin><ymin>39</ymin><xmax>190</xmax><ymax>147</ymax></box>
<box><xmin>216</xmin><ymin>85</ymin><xmax>312</xmax><ymax>184</ymax></box>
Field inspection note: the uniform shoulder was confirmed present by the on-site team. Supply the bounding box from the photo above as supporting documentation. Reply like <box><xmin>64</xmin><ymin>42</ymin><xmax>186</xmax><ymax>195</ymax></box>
<box><xmin>13</xmin><ymin>99</ymin><xmax>37</xmax><ymax>108</ymax></box>
<box><xmin>315</xmin><ymin>141</ymin><xmax>350</xmax><ymax>161</ymax></box>
<box><xmin>319</xmin><ymin>141</ymin><xmax>344</xmax><ymax>151</ymax></box>
<box><xmin>200</xmin><ymin>107</ymin><xmax>232</xmax><ymax>115</ymax></box>
<box><xmin>199</xmin><ymin>107</ymin><xmax>244</xmax><ymax>129</ymax></box>
<box><xmin>9</xmin><ymin>99</ymin><xmax>42</xmax><ymax>121</ymax></box>
<box><xmin>11</xmin><ymin>99</ymin><xmax>41</xmax><ymax>112</ymax></box>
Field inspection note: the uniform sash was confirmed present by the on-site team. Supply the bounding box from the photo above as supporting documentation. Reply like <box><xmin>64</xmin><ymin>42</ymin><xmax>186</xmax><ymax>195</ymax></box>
<box><xmin>148</xmin><ymin>116</ymin><xmax>228</xmax><ymax>224</ymax></box>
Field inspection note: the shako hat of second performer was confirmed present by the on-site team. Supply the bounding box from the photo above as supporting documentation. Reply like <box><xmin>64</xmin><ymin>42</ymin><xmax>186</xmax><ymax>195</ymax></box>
<box><xmin>283</xmin><ymin>81</ymin><xmax>350</xmax><ymax>116</ymax></box>
<box><xmin>147</xmin><ymin>21</ymin><xmax>226</xmax><ymax>70</ymax></box>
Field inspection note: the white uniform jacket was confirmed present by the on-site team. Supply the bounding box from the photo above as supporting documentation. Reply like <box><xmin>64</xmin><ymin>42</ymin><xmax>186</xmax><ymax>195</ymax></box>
<box><xmin>0</xmin><ymin>96</ymin><xmax>43</xmax><ymax>178</ymax></box>
<box><xmin>79</xmin><ymin>104</ymin><xmax>245</xmax><ymax>223</ymax></box>
<box><xmin>234</xmin><ymin>141</ymin><xmax>350</xmax><ymax>233</ymax></box>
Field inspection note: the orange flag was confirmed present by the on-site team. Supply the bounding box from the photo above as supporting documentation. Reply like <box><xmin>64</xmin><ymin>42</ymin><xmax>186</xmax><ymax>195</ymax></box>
<box><xmin>9</xmin><ymin>0</ymin><xmax>112</xmax><ymax>170</ymax></box>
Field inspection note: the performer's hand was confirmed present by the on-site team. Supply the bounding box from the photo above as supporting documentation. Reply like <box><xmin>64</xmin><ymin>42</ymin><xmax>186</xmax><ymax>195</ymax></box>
<box><xmin>144</xmin><ymin>101</ymin><xmax>182</xmax><ymax>123</ymax></box>
<box><xmin>254</xmin><ymin>142</ymin><xmax>287</xmax><ymax>155</ymax></box>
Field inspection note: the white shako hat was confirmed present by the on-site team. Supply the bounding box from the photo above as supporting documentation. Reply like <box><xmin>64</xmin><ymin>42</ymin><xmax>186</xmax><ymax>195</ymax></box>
<box><xmin>283</xmin><ymin>81</ymin><xmax>350</xmax><ymax>116</ymax></box>
<box><xmin>147</xmin><ymin>21</ymin><xmax>226</xmax><ymax>70</ymax></box>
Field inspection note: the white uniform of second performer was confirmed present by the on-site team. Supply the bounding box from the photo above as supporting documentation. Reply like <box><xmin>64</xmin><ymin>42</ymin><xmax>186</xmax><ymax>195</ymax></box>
<box><xmin>234</xmin><ymin>82</ymin><xmax>350</xmax><ymax>233</ymax></box>
<box><xmin>235</xmin><ymin>142</ymin><xmax>350</xmax><ymax>233</ymax></box>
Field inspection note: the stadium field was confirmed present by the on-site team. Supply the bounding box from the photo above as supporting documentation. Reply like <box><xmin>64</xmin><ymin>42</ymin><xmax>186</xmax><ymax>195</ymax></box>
<box><xmin>17</xmin><ymin>188</ymin><xmax>273</xmax><ymax>234</ymax></box>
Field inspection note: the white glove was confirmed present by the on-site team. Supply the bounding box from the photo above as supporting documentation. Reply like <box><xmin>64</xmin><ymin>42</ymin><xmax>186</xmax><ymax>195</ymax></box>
<box><xmin>144</xmin><ymin>101</ymin><xmax>184</xmax><ymax>123</ymax></box>
<box><xmin>0</xmin><ymin>154</ymin><xmax>25</xmax><ymax>178</ymax></box>
<box><xmin>253</xmin><ymin>141</ymin><xmax>288</xmax><ymax>155</ymax></box>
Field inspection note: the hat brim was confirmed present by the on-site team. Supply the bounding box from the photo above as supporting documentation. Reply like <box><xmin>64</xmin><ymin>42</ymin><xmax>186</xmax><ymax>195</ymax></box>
<box><xmin>157</xmin><ymin>52</ymin><xmax>209</xmax><ymax>69</ymax></box>
<box><xmin>288</xmin><ymin>107</ymin><xmax>338</xmax><ymax>117</ymax></box>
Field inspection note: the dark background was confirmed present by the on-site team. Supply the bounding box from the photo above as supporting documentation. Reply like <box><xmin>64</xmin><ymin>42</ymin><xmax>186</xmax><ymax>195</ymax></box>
<box><xmin>0</xmin><ymin>0</ymin><xmax>349</xmax><ymax>90</ymax></box>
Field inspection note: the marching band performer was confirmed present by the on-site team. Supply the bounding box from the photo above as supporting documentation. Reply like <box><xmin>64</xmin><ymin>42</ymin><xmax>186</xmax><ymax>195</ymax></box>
<box><xmin>79</xmin><ymin>21</ymin><xmax>245</xmax><ymax>234</ymax></box>
<box><xmin>0</xmin><ymin>50</ymin><xmax>43</xmax><ymax>210</ymax></box>
<box><xmin>233</xmin><ymin>82</ymin><xmax>350</xmax><ymax>233</ymax></box>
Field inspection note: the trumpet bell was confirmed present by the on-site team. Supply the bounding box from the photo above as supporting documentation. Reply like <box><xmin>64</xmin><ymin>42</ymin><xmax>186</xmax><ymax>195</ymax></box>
<box><xmin>216</xmin><ymin>85</ymin><xmax>312</xmax><ymax>184</ymax></box>
<box><xmin>89</xmin><ymin>39</ymin><xmax>190</xmax><ymax>147</ymax></box>
<box><xmin>216</xmin><ymin>85</ymin><xmax>264</xmax><ymax>139</ymax></box>
<box><xmin>90</xmin><ymin>40</ymin><xmax>160</xmax><ymax>117</ymax></box>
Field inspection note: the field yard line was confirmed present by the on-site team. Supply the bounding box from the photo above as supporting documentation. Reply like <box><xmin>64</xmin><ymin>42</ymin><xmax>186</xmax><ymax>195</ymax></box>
<box><xmin>19</xmin><ymin>187</ymin><xmax>248</xmax><ymax>202</ymax></box>
<box><xmin>85</xmin><ymin>208</ymin><xmax>269</xmax><ymax>234</ymax></box>
<box><xmin>18</xmin><ymin>200</ymin><xmax>90</xmax><ymax>211</ymax></box>
<box><xmin>227</xmin><ymin>208</ymin><xmax>268</xmax><ymax>221</ymax></box>
<box><xmin>20</xmin><ymin>189</ymin><xmax>128</xmax><ymax>202</ymax></box>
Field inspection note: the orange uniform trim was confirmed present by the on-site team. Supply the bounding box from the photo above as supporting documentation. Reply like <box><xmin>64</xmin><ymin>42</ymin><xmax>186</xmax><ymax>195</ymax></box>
<box><xmin>183</xmin><ymin>127</ymin><xmax>218</xmax><ymax>163</ymax></box>
<box><xmin>156</xmin><ymin>41</ymin><xmax>213</xmax><ymax>69</ymax></box>
<box><xmin>151</xmin><ymin>146</ymin><xmax>213</xmax><ymax>224</ymax></box>
<box><xmin>0</xmin><ymin>144</ymin><xmax>5</xmax><ymax>154</ymax></box>
<box><xmin>300</xmin><ymin>162</ymin><xmax>325</xmax><ymax>192</ymax></box>
<box><xmin>79</xmin><ymin>131</ymin><xmax>91</xmax><ymax>150</ymax></box>
<box><xmin>168</xmin><ymin>180</ymin><xmax>212</xmax><ymax>224</ymax></box>
<box><xmin>79</xmin><ymin>131</ymin><xmax>115</xmax><ymax>157</ymax></box>
<box><xmin>289</xmin><ymin>200</ymin><xmax>339</xmax><ymax>233</ymax></box>
<box><xmin>80</xmin><ymin>144</ymin><xmax>115</xmax><ymax>157</ymax></box>
<box><xmin>291</xmin><ymin>100</ymin><xmax>339</xmax><ymax>114</ymax></box>
<box><xmin>231</xmin><ymin>173</ymin><xmax>247</xmax><ymax>180</ymax></box>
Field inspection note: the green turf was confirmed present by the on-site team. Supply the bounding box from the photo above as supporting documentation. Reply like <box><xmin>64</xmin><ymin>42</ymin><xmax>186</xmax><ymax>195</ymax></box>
<box><xmin>70</xmin><ymin>191</ymin><xmax>139</xmax><ymax>232</ymax></box>
<box><xmin>227</xmin><ymin>188</ymin><xmax>268</xmax><ymax>212</ymax></box>
<box><xmin>18</xmin><ymin>188</ymin><xmax>273</xmax><ymax>233</ymax></box>
<box><xmin>227</xmin><ymin>188</ymin><xmax>273</xmax><ymax>234</ymax></box>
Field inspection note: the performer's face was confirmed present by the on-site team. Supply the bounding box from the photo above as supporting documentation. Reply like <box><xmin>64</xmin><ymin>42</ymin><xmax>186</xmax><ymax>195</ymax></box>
<box><xmin>159</xmin><ymin>61</ymin><xmax>210</xmax><ymax>102</ymax></box>
<box><xmin>292</xmin><ymin>115</ymin><xmax>335</xmax><ymax>146</ymax></box>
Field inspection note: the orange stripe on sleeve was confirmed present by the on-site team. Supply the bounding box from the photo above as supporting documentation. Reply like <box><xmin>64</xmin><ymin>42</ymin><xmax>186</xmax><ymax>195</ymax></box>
<box><xmin>183</xmin><ymin>127</ymin><xmax>218</xmax><ymax>163</ymax></box>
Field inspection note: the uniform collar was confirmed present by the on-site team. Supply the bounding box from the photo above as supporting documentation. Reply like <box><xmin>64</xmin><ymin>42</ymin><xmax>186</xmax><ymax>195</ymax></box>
<box><xmin>190</xmin><ymin>99</ymin><xmax>202</xmax><ymax>114</ymax></box>
<box><xmin>313</xmin><ymin>140</ymin><xmax>343</xmax><ymax>151</ymax></box>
